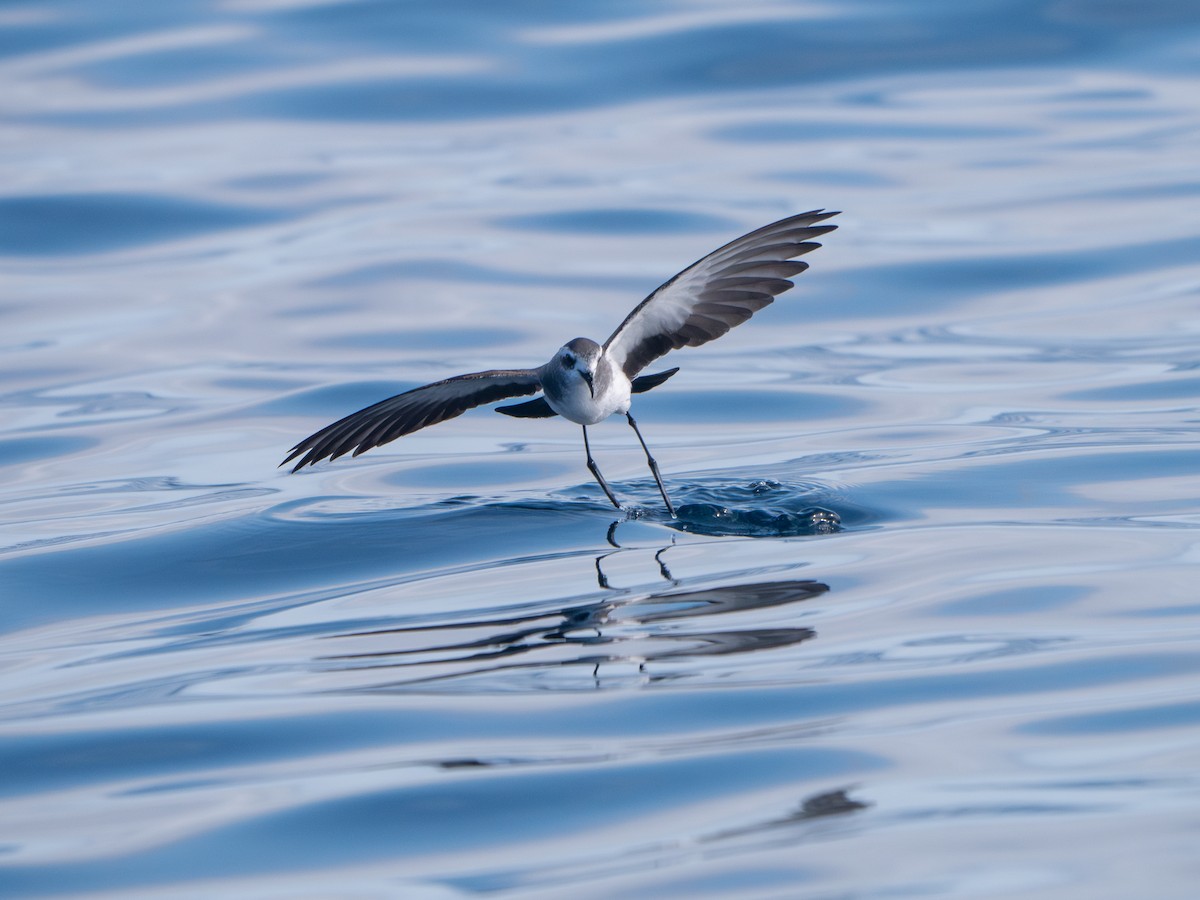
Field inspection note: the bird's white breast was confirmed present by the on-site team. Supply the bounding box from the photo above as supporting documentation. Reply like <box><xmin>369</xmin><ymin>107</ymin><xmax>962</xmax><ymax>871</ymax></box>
<box><xmin>547</xmin><ymin>355</ymin><xmax>631</xmax><ymax>425</ymax></box>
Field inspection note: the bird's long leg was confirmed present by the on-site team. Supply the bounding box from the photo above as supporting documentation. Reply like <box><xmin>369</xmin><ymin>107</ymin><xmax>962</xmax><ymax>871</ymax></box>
<box><xmin>582</xmin><ymin>426</ymin><xmax>621</xmax><ymax>510</ymax></box>
<box><xmin>626</xmin><ymin>412</ymin><xmax>676</xmax><ymax>517</ymax></box>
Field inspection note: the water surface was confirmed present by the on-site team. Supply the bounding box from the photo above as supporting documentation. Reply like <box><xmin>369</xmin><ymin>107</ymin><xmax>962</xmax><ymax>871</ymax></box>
<box><xmin>2</xmin><ymin>1</ymin><xmax>1200</xmax><ymax>897</ymax></box>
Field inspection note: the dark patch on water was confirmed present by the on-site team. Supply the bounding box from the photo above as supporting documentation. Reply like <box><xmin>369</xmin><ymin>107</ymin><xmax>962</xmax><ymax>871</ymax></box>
<box><xmin>1062</xmin><ymin>375</ymin><xmax>1200</xmax><ymax>402</ymax></box>
<box><xmin>0</xmin><ymin>193</ymin><xmax>285</xmax><ymax>256</ymax></box>
<box><xmin>315</xmin><ymin>327</ymin><xmax>526</xmax><ymax>352</ymax></box>
<box><xmin>713</xmin><ymin>120</ymin><xmax>1034</xmax><ymax>143</ymax></box>
<box><xmin>254</xmin><ymin>381</ymin><xmax>417</xmax><ymax>419</ymax></box>
<box><xmin>307</xmin><ymin>256</ymin><xmax>650</xmax><ymax>293</ymax></box>
<box><xmin>545</xmin><ymin>477</ymin><xmax>879</xmax><ymax>538</ymax></box>
<box><xmin>650</xmin><ymin>388</ymin><xmax>869</xmax><ymax>423</ymax></box>
<box><xmin>672</xmin><ymin>504</ymin><xmax>839</xmax><ymax>537</ymax></box>
<box><xmin>495</xmin><ymin>208</ymin><xmax>734</xmax><ymax>235</ymax></box>
<box><xmin>0</xmin><ymin>435</ymin><xmax>97</xmax><ymax>467</ymax></box>
<box><xmin>656</xmin><ymin>480</ymin><xmax>848</xmax><ymax>537</ymax></box>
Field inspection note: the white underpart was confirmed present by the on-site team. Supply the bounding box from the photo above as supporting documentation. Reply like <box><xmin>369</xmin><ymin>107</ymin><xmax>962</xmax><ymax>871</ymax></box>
<box><xmin>542</xmin><ymin>345</ymin><xmax>632</xmax><ymax>425</ymax></box>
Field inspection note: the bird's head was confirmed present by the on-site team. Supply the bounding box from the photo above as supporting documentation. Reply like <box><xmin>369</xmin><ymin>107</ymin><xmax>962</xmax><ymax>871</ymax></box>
<box><xmin>554</xmin><ymin>337</ymin><xmax>602</xmax><ymax>396</ymax></box>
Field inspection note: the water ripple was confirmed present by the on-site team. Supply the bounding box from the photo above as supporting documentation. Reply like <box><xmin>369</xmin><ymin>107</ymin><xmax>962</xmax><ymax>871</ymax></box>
<box><xmin>2</xmin><ymin>0</ymin><xmax>1200</xmax><ymax>896</ymax></box>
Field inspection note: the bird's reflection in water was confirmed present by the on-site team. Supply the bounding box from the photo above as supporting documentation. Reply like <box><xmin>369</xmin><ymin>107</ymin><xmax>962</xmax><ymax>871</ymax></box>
<box><xmin>607</xmin><ymin>786</ymin><xmax>870</xmax><ymax>867</ymax></box>
<box><xmin>321</xmin><ymin>550</ymin><xmax>830</xmax><ymax>690</ymax></box>
<box><xmin>706</xmin><ymin>787</ymin><xmax>870</xmax><ymax>845</ymax></box>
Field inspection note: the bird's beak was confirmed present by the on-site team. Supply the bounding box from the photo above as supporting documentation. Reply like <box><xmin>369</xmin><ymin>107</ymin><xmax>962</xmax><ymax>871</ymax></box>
<box><xmin>581</xmin><ymin>370</ymin><xmax>594</xmax><ymax>397</ymax></box>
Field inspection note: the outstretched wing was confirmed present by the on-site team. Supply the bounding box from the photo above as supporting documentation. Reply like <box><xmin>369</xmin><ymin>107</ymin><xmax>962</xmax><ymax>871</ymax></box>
<box><xmin>283</xmin><ymin>369</ymin><xmax>542</xmax><ymax>472</ymax></box>
<box><xmin>603</xmin><ymin>210</ymin><xmax>839</xmax><ymax>378</ymax></box>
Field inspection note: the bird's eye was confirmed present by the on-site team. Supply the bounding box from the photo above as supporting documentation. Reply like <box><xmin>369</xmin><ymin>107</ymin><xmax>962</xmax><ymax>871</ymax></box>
<box><xmin>561</xmin><ymin>354</ymin><xmax>574</xmax><ymax>368</ymax></box>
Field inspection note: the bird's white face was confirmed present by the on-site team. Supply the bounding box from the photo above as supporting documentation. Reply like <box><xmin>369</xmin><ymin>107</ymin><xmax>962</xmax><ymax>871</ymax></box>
<box><xmin>541</xmin><ymin>337</ymin><xmax>623</xmax><ymax>425</ymax></box>
<box><xmin>553</xmin><ymin>339</ymin><xmax>600</xmax><ymax>398</ymax></box>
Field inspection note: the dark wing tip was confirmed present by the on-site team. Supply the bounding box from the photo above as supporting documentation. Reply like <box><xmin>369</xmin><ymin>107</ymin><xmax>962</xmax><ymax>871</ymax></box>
<box><xmin>281</xmin><ymin>440</ymin><xmax>313</xmax><ymax>472</ymax></box>
<box><xmin>800</xmin><ymin>208</ymin><xmax>840</xmax><ymax>222</ymax></box>
<box><xmin>281</xmin><ymin>436</ymin><xmax>333</xmax><ymax>472</ymax></box>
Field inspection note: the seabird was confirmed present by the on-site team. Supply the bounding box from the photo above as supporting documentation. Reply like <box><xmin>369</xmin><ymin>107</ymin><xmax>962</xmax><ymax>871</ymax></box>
<box><xmin>284</xmin><ymin>209</ymin><xmax>839</xmax><ymax>515</ymax></box>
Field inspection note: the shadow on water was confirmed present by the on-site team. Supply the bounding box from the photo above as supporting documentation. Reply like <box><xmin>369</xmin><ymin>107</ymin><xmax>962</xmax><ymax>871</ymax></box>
<box><xmin>324</xmin><ymin>573</ymin><xmax>830</xmax><ymax>696</ymax></box>
<box><xmin>291</xmin><ymin>474</ymin><xmax>867</xmax><ymax>691</ymax></box>
<box><xmin>0</xmin><ymin>471</ymin><xmax>877</xmax><ymax>632</ymax></box>
<box><xmin>444</xmin><ymin>785</ymin><xmax>873</xmax><ymax>894</ymax></box>
<box><xmin>705</xmin><ymin>787</ymin><xmax>871</xmax><ymax>843</ymax></box>
<box><xmin>321</xmin><ymin>576</ymin><xmax>831</xmax><ymax>690</ymax></box>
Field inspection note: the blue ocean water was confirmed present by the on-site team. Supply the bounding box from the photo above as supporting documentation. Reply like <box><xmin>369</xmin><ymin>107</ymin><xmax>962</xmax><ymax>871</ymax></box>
<box><xmin>2</xmin><ymin>1</ymin><xmax>1200</xmax><ymax>897</ymax></box>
